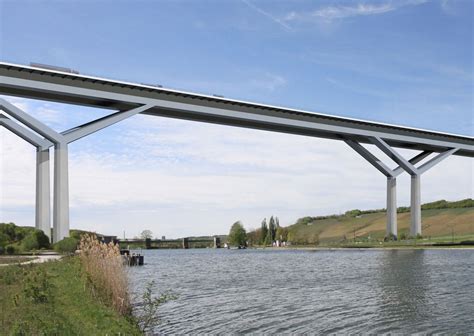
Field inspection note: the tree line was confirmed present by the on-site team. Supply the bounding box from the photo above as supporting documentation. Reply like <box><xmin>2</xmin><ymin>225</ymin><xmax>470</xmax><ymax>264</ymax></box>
<box><xmin>227</xmin><ymin>216</ymin><xmax>289</xmax><ymax>247</ymax></box>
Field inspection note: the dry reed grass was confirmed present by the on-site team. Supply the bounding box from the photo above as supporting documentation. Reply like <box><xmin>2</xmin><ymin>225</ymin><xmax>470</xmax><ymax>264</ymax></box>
<box><xmin>79</xmin><ymin>234</ymin><xmax>131</xmax><ymax>316</ymax></box>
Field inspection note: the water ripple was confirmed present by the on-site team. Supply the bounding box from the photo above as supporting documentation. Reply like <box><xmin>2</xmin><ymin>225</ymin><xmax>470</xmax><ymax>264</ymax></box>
<box><xmin>129</xmin><ymin>249</ymin><xmax>474</xmax><ymax>334</ymax></box>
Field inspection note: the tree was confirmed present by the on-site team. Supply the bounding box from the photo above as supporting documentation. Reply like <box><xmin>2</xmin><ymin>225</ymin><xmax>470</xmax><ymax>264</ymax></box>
<box><xmin>345</xmin><ymin>209</ymin><xmax>362</xmax><ymax>217</ymax></box>
<box><xmin>246</xmin><ymin>228</ymin><xmax>261</xmax><ymax>246</ymax></box>
<box><xmin>140</xmin><ymin>230</ymin><xmax>153</xmax><ymax>240</ymax></box>
<box><xmin>22</xmin><ymin>230</ymin><xmax>50</xmax><ymax>251</ymax></box>
<box><xmin>228</xmin><ymin>221</ymin><xmax>247</xmax><ymax>247</ymax></box>
<box><xmin>268</xmin><ymin>216</ymin><xmax>276</xmax><ymax>241</ymax></box>
<box><xmin>260</xmin><ymin>219</ymin><xmax>268</xmax><ymax>245</ymax></box>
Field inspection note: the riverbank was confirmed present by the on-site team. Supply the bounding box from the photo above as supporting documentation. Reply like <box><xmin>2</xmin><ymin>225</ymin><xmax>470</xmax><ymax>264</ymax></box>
<box><xmin>252</xmin><ymin>242</ymin><xmax>474</xmax><ymax>250</ymax></box>
<box><xmin>0</xmin><ymin>256</ymin><xmax>141</xmax><ymax>335</ymax></box>
<box><xmin>258</xmin><ymin>245</ymin><xmax>474</xmax><ymax>251</ymax></box>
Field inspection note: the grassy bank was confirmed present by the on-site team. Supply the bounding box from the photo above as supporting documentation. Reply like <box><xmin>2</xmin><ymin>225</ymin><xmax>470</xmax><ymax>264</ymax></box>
<box><xmin>286</xmin><ymin>207</ymin><xmax>474</xmax><ymax>245</ymax></box>
<box><xmin>0</xmin><ymin>257</ymin><xmax>141</xmax><ymax>335</ymax></box>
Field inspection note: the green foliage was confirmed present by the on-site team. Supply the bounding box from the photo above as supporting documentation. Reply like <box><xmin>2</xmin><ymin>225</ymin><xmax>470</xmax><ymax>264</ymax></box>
<box><xmin>22</xmin><ymin>230</ymin><xmax>50</xmax><ymax>251</ymax></box>
<box><xmin>0</xmin><ymin>222</ymin><xmax>17</xmax><ymax>241</ymax></box>
<box><xmin>396</xmin><ymin>199</ymin><xmax>474</xmax><ymax>213</ymax></box>
<box><xmin>246</xmin><ymin>229</ymin><xmax>261</xmax><ymax>246</ymax></box>
<box><xmin>22</xmin><ymin>266</ymin><xmax>55</xmax><ymax>304</ymax></box>
<box><xmin>260</xmin><ymin>219</ymin><xmax>268</xmax><ymax>245</ymax></box>
<box><xmin>295</xmin><ymin>216</ymin><xmax>317</xmax><ymax>226</ymax></box>
<box><xmin>228</xmin><ymin>221</ymin><xmax>247</xmax><ymax>247</ymax></box>
<box><xmin>6</xmin><ymin>245</ymin><xmax>16</xmax><ymax>255</ymax></box>
<box><xmin>345</xmin><ymin>209</ymin><xmax>362</xmax><ymax>217</ymax></box>
<box><xmin>421</xmin><ymin>198</ymin><xmax>474</xmax><ymax>210</ymax></box>
<box><xmin>268</xmin><ymin>216</ymin><xmax>276</xmax><ymax>242</ymax></box>
<box><xmin>53</xmin><ymin>237</ymin><xmax>78</xmax><ymax>254</ymax></box>
<box><xmin>0</xmin><ymin>232</ymin><xmax>9</xmax><ymax>249</ymax></box>
<box><xmin>135</xmin><ymin>280</ymin><xmax>175</xmax><ymax>333</ymax></box>
<box><xmin>384</xmin><ymin>233</ymin><xmax>398</xmax><ymax>242</ymax></box>
<box><xmin>0</xmin><ymin>223</ymin><xmax>50</xmax><ymax>253</ymax></box>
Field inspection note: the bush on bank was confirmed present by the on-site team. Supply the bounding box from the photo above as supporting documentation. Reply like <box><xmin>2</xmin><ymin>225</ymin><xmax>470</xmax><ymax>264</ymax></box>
<box><xmin>53</xmin><ymin>237</ymin><xmax>79</xmax><ymax>254</ymax></box>
<box><xmin>0</xmin><ymin>222</ymin><xmax>50</xmax><ymax>254</ymax></box>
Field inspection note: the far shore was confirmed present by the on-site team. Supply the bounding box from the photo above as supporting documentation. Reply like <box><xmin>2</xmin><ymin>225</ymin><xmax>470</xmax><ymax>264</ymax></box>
<box><xmin>250</xmin><ymin>245</ymin><xmax>474</xmax><ymax>251</ymax></box>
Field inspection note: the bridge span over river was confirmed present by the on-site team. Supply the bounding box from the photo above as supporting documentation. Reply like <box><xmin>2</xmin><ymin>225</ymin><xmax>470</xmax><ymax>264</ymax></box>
<box><xmin>1</xmin><ymin>62</ymin><xmax>473</xmax><ymax>242</ymax></box>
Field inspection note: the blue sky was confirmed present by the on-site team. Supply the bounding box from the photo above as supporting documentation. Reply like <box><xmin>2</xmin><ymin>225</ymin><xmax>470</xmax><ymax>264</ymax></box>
<box><xmin>0</xmin><ymin>0</ymin><xmax>473</xmax><ymax>238</ymax></box>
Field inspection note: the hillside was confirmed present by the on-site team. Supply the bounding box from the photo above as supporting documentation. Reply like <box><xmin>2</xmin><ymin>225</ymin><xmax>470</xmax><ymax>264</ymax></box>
<box><xmin>287</xmin><ymin>201</ymin><xmax>474</xmax><ymax>244</ymax></box>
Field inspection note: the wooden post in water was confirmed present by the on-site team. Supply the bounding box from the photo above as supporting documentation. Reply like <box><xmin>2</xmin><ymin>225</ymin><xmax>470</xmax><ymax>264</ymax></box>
<box><xmin>214</xmin><ymin>236</ymin><xmax>221</xmax><ymax>248</ymax></box>
<box><xmin>182</xmin><ymin>238</ymin><xmax>189</xmax><ymax>249</ymax></box>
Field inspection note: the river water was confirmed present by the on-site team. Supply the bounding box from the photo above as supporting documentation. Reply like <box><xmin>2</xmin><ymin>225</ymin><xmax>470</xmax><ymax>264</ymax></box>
<box><xmin>128</xmin><ymin>249</ymin><xmax>473</xmax><ymax>334</ymax></box>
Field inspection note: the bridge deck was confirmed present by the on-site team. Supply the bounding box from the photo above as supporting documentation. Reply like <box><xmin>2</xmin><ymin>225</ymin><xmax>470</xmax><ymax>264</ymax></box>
<box><xmin>1</xmin><ymin>62</ymin><xmax>473</xmax><ymax>157</ymax></box>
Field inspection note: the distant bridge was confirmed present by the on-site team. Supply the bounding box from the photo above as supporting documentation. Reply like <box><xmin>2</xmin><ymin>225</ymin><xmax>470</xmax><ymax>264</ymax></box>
<box><xmin>119</xmin><ymin>237</ymin><xmax>221</xmax><ymax>249</ymax></box>
<box><xmin>1</xmin><ymin>62</ymin><xmax>473</xmax><ymax>242</ymax></box>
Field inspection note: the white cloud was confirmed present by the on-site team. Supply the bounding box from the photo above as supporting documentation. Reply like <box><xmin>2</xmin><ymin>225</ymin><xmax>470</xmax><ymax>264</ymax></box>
<box><xmin>285</xmin><ymin>0</ymin><xmax>429</xmax><ymax>23</ymax></box>
<box><xmin>311</xmin><ymin>3</ymin><xmax>395</xmax><ymax>20</ymax></box>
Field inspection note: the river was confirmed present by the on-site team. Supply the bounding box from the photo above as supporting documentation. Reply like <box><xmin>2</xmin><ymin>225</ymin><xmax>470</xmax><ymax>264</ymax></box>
<box><xmin>128</xmin><ymin>249</ymin><xmax>473</xmax><ymax>334</ymax></box>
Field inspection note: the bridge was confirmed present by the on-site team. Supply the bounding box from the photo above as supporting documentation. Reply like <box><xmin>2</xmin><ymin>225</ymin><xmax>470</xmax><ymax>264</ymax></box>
<box><xmin>119</xmin><ymin>237</ymin><xmax>222</xmax><ymax>249</ymax></box>
<box><xmin>1</xmin><ymin>62</ymin><xmax>473</xmax><ymax>242</ymax></box>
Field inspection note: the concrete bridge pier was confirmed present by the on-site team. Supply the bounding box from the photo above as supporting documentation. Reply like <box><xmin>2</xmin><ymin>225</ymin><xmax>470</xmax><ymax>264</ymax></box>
<box><xmin>386</xmin><ymin>177</ymin><xmax>397</xmax><ymax>237</ymax></box>
<box><xmin>0</xmin><ymin>114</ymin><xmax>53</xmax><ymax>241</ymax></box>
<box><xmin>36</xmin><ymin>148</ymin><xmax>51</xmax><ymax>238</ymax></box>
<box><xmin>53</xmin><ymin>142</ymin><xmax>69</xmax><ymax>242</ymax></box>
<box><xmin>369</xmin><ymin>137</ymin><xmax>459</xmax><ymax>237</ymax></box>
<box><xmin>345</xmin><ymin>139</ymin><xmax>402</xmax><ymax>238</ymax></box>
<box><xmin>410</xmin><ymin>174</ymin><xmax>421</xmax><ymax>236</ymax></box>
<box><xmin>0</xmin><ymin>98</ymin><xmax>153</xmax><ymax>242</ymax></box>
<box><xmin>346</xmin><ymin>138</ymin><xmax>436</xmax><ymax>239</ymax></box>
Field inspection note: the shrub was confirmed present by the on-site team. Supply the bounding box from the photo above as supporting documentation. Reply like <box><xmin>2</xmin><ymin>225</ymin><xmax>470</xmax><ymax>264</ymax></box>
<box><xmin>399</xmin><ymin>232</ymin><xmax>408</xmax><ymax>240</ymax></box>
<box><xmin>384</xmin><ymin>233</ymin><xmax>397</xmax><ymax>242</ymax></box>
<box><xmin>22</xmin><ymin>230</ymin><xmax>50</xmax><ymax>251</ymax></box>
<box><xmin>135</xmin><ymin>281</ymin><xmax>175</xmax><ymax>333</ymax></box>
<box><xmin>345</xmin><ymin>209</ymin><xmax>362</xmax><ymax>217</ymax></box>
<box><xmin>6</xmin><ymin>245</ymin><xmax>16</xmax><ymax>255</ymax></box>
<box><xmin>53</xmin><ymin>237</ymin><xmax>78</xmax><ymax>254</ymax></box>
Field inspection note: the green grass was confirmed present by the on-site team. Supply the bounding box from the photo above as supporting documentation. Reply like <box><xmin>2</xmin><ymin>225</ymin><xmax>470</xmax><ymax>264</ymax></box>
<box><xmin>0</xmin><ymin>257</ymin><xmax>141</xmax><ymax>335</ymax></box>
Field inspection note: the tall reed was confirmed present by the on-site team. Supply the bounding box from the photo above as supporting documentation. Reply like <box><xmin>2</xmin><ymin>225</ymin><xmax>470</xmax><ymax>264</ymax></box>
<box><xmin>79</xmin><ymin>234</ymin><xmax>130</xmax><ymax>316</ymax></box>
